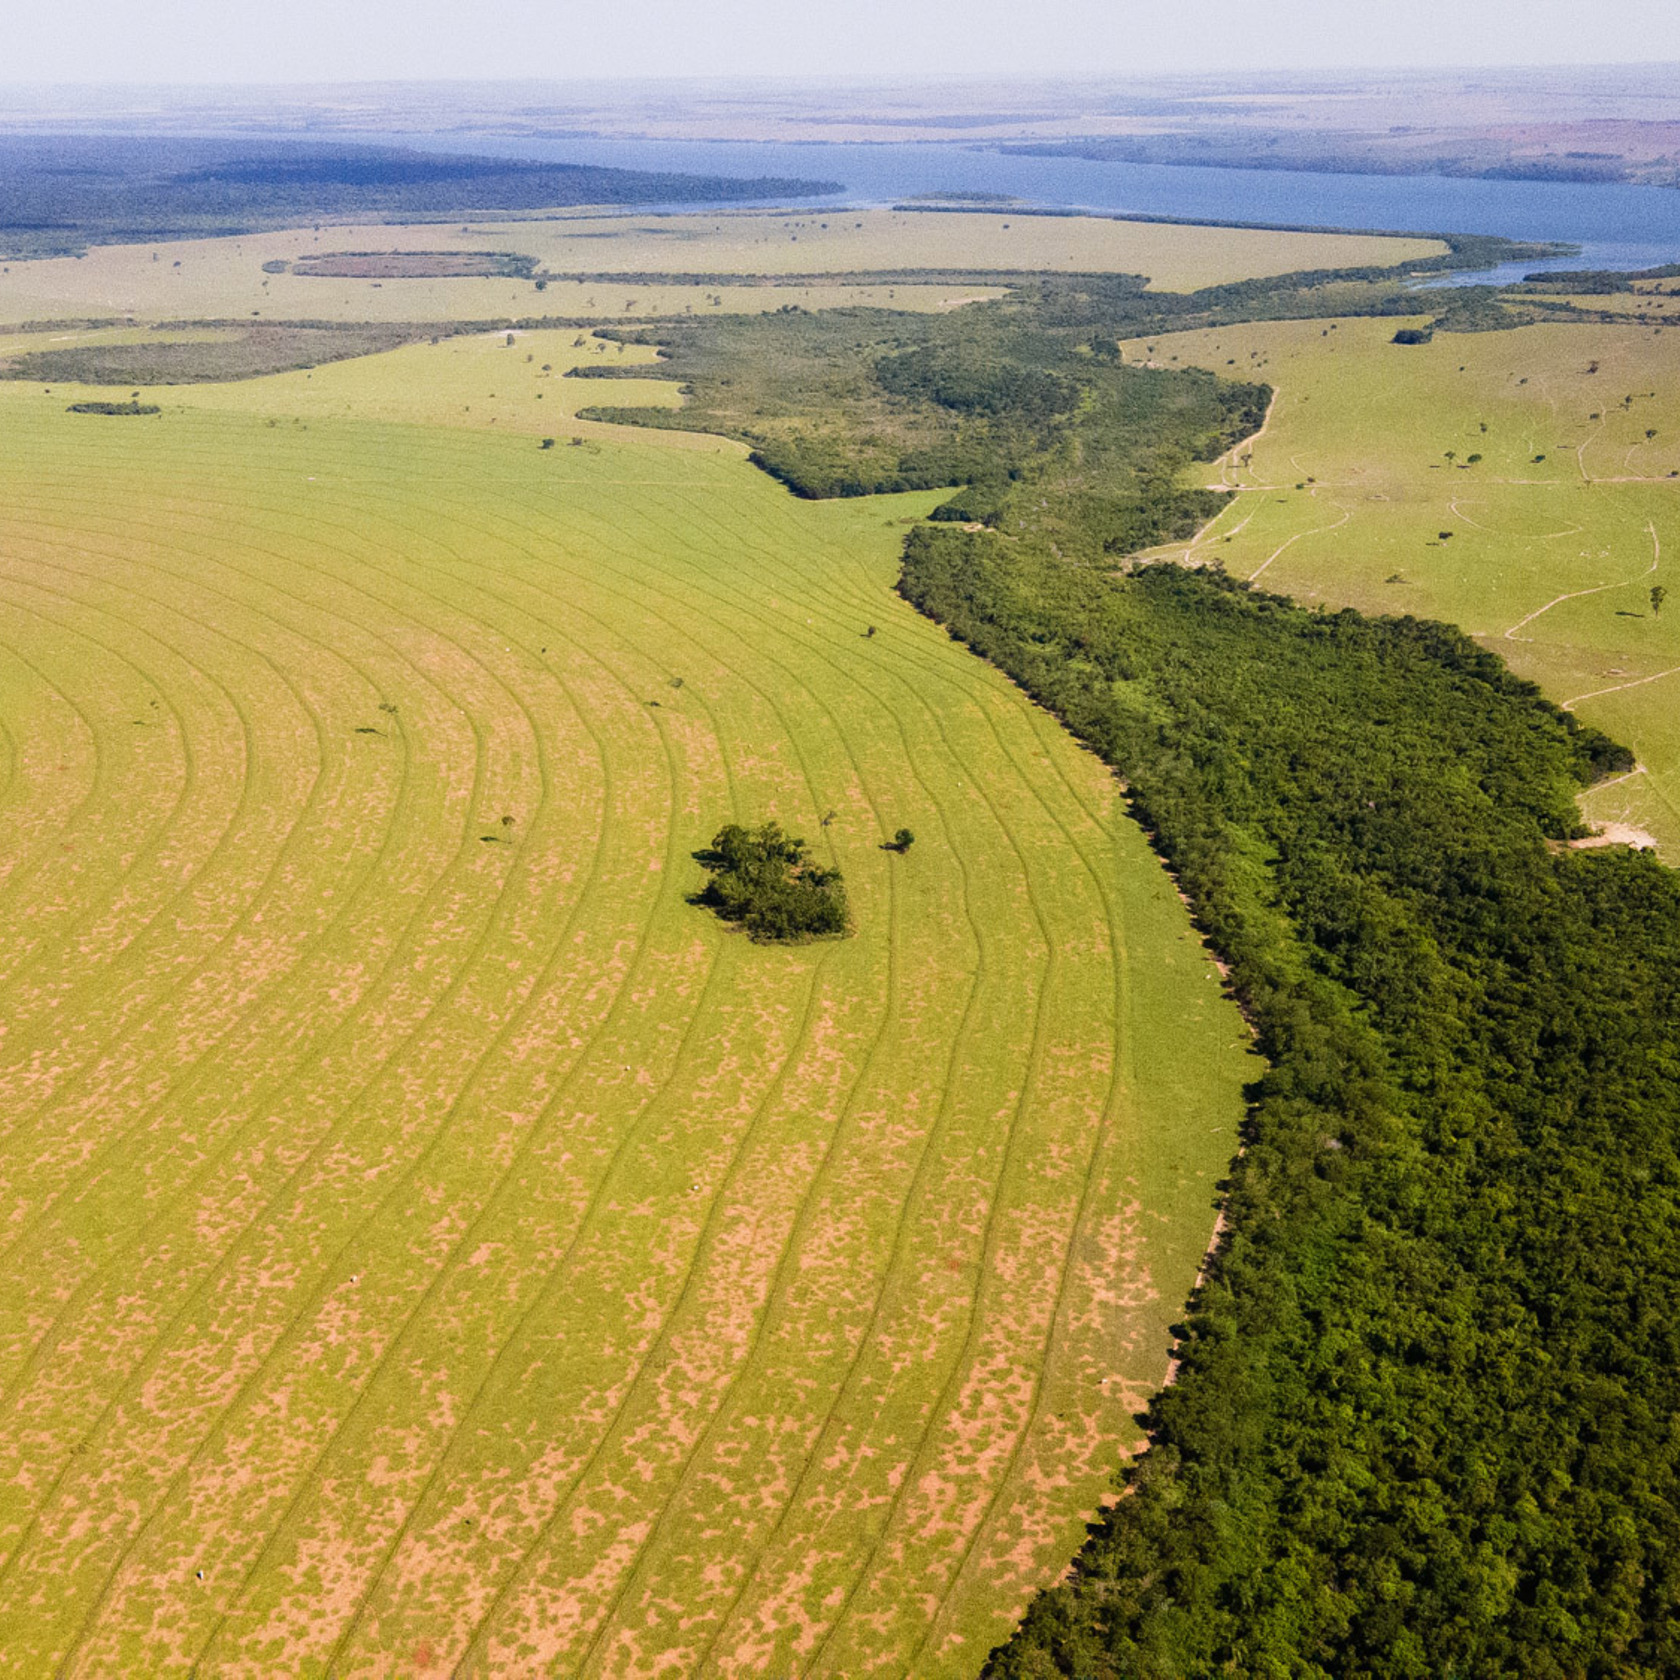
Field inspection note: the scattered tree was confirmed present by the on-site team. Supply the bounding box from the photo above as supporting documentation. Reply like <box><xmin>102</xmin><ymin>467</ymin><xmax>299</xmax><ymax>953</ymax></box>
<box><xmin>1653</xmin><ymin>584</ymin><xmax>1668</xmax><ymax>617</ymax></box>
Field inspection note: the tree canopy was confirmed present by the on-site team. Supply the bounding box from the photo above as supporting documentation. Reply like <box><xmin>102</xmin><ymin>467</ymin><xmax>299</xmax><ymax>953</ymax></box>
<box><xmin>694</xmin><ymin>822</ymin><xmax>850</xmax><ymax>943</ymax></box>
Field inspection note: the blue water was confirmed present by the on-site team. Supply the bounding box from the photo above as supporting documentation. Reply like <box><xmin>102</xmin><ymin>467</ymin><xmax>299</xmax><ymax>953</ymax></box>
<box><xmin>373</xmin><ymin>132</ymin><xmax>1680</xmax><ymax>283</ymax></box>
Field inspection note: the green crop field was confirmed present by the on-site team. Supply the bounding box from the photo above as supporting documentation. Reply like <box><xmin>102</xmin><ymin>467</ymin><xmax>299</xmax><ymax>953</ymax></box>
<box><xmin>1129</xmin><ymin>315</ymin><xmax>1680</xmax><ymax>856</ymax></box>
<box><xmin>0</xmin><ymin>340</ymin><xmax>1252</xmax><ymax>1675</ymax></box>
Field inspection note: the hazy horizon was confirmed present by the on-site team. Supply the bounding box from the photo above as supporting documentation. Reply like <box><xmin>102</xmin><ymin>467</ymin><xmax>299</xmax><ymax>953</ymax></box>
<box><xmin>9</xmin><ymin>0</ymin><xmax>1680</xmax><ymax>86</ymax></box>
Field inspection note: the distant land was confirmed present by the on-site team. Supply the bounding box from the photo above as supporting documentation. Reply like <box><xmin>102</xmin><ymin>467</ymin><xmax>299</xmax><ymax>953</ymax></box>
<box><xmin>5</xmin><ymin>68</ymin><xmax>1680</xmax><ymax>185</ymax></box>
<box><xmin>1001</xmin><ymin>125</ymin><xmax>1680</xmax><ymax>187</ymax></box>
<box><xmin>0</xmin><ymin>134</ymin><xmax>837</xmax><ymax>258</ymax></box>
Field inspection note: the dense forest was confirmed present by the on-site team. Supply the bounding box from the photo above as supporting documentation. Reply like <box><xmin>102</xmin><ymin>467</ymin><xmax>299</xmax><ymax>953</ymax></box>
<box><xmin>905</xmin><ymin>542</ymin><xmax>1678</xmax><ymax>1679</ymax></box>
<box><xmin>0</xmin><ymin>135</ymin><xmax>836</xmax><ymax>259</ymax></box>
<box><xmin>598</xmin><ymin>260</ymin><xmax>1680</xmax><ymax>1675</ymax></box>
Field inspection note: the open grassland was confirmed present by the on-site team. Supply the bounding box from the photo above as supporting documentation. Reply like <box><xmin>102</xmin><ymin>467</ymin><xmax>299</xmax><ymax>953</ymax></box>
<box><xmin>0</xmin><ymin>229</ymin><xmax>995</xmax><ymax>328</ymax></box>
<box><xmin>1129</xmin><ymin>315</ymin><xmax>1680</xmax><ymax>855</ymax></box>
<box><xmin>0</xmin><ymin>211</ymin><xmax>1443</xmax><ymax>327</ymax></box>
<box><xmin>0</xmin><ymin>346</ymin><xmax>1251</xmax><ymax>1676</ymax></box>
<box><xmin>3</xmin><ymin>325</ymin><xmax>690</xmax><ymax>432</ymax></box>
<box><xmin>445</xmin><ymin>210</ymin><xmax>1445</xmax><ymax>291</ymax></box>
<box><xmin>1529</xmin><ymin>290</ymin><xmax>1680</xmax><ymax>318</ymax></box>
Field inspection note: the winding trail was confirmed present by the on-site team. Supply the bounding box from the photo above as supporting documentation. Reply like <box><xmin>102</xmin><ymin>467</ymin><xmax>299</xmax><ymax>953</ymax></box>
<box><xmin>1248</xmin><ymin>498</ymin><xmax>1353</xmax><ymax>582</ymax></box>
<box><xmin>1505</xmin><ymin>522</ymin><xmax>1661</xmax><ymax>642</ymax></box>
<box><xmin>1566</xmin><ymin>663</ymin><xmax>1680</xmax><ymax>708</ymax></box>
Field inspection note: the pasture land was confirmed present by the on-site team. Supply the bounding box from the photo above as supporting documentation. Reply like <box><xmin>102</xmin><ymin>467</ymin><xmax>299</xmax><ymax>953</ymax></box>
<box><xmin>444</xmin><ymin>209</ymin><xmax>1445</xmax><ymax>291</ymax></box>
<box><xmin>0</xmin><ymin>210</ymin><xmax>1443</xmax><ymax>328</ymax></box>
<box><xmin>0</xmin><ymin>342</ymin><xmax>1251</xmax><ymax>1676</ymax></box>
<box><xmin>1129</xmin><ymin>315</ymin><xmax>1680</xmax><ymax>855</ymax></box>
<box><xmin>3</xmin><ymin>325</ymin><xmax>691</xmax><ymax>433</ymax></box>
<box><xmin>0</xmin><ymin>242</ymin><xmax>994</xmax><ymax>328</ymax></box>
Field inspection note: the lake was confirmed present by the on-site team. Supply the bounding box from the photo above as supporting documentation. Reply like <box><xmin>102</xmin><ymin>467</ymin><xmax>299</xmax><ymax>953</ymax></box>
<box><xmin>371</xmin><ymin>132</ymin><xmax>1680</xmax><ymax>285</ymax></box>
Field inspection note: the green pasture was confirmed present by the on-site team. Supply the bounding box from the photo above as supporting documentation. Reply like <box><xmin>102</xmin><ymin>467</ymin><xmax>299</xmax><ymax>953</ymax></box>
<box><xmin>1131</xmin><ymin>315</ymin><xmax>1680</xmax><ymax>855</ymax></box>
<box><xmin>0</xmin><ymin>348</ymin><xmax>1250</xmax><ymax>1676</ymax></box>
<box><xmin>90</xmin><ymin>325</ymin><xmax>691</xmax><ymax>436</ymax></box>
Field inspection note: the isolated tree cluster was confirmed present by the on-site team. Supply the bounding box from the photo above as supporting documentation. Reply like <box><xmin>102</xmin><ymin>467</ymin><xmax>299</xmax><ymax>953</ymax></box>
<box><xmin>694</xmin><ymin>821</ymin><xmax>850</xmax><ymax>943</ymax></box>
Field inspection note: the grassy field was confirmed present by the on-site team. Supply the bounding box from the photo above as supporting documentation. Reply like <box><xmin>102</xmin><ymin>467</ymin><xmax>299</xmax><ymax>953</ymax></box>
<box><xmin>0</xmin><ymin>341</ymin><xmax>1252</xmax><ymax>1676</ymax></box>
<box><xmin>0</xmin><ymin>211</ymin><xmax>1443</xmax><ymax>326</ymax></box>
<box><xmin>1129</xmin><ymin>315</ymin><xmax>1680</xmax><ymax>856</ymax></box>
<box><xmin>3</xmin><ymin>324</ymin><xmax>693</xmax><ymax>432</ymax></box>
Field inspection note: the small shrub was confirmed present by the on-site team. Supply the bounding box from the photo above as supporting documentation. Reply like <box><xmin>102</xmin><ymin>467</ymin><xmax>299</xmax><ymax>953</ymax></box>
<box><xmin>66</xmin><ymin>400</ymin><xmax>160</xmax><ymax>415</ymax></box>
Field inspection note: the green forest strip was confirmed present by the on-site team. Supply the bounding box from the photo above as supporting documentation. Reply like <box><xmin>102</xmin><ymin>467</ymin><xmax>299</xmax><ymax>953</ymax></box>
<box><xmin>579</xmin><ymin>253</ymin><xmax>1680</xmax><ymax>1674</ymax></box>
<box><xmin>908</xmin><ymin>546</ymin><xmax>1678</xmax><ymax>1680</ymax></box>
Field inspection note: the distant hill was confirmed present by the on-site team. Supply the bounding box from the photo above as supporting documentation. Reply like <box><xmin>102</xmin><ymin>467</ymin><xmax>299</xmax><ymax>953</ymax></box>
<box><xmin>0</xmin><ymin>134</ymin><xmax>839</xmax><ymax>258</ymax></box>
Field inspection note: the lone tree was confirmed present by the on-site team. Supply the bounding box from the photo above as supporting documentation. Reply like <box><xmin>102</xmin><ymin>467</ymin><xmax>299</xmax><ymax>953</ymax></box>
<box><xmin>889</xmin><ymin>827</ymin><xmax>915</xmax><ymax>853</ymax></box>
<box><xmin>694</xmin><ymin>821</ymin><xmax>849</xmax><ymax>943</ymax></box>
<box><xmin>1653</xmin><ymin>584</ymin><xmax>1668</xmax><ymax>618</ymax></box>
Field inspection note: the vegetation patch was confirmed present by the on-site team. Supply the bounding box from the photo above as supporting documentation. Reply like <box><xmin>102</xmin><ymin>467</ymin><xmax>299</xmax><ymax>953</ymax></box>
<box><xmin>65</xmin><ymin>399</ymin><xmax>160</xmax><ymax>415</ymax></box>
<box><xmin>577</xmin><ymin>276</ymin><xmax>1268</xmax><ymax>538</ymax></box>
<box><xmin>288</xmin><ymin>249</ymin><xmax>540</xmax><ymax>280</ymax></box>
<box><xmin>575</xmin><ymin>237</ymin><xmax>1556</xmax><ymax>525</ymax></box>
<box><xmin>693</xmin><ymin>821</ymin><xmax>850</xmax><ymax>941</ymax></box>
<box><xmin>0</xmin><ymin>322</ymin><xmax>447</xmax><ymax>385</ymax></box>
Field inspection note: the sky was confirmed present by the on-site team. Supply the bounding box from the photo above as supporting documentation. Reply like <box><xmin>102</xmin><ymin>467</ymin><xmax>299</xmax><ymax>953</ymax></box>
<box><xmin>5</xmin><ymin>0</ymin><xmax>1680</xmax><ymax>84</ymax></box>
